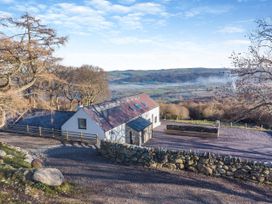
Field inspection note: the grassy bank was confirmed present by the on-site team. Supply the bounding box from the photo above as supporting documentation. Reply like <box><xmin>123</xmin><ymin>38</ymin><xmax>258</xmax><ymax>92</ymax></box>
<box><xmin>0</xmin><ymin>142</ymin><xmax>75</xmax><ymax>203</ymax></box>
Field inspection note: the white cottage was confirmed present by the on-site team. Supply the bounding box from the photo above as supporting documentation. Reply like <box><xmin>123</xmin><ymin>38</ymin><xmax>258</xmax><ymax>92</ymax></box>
<box><xmin>61</xmin><ymin>93</ymin><xmax>160</xmax><ymax>145</ymax></box>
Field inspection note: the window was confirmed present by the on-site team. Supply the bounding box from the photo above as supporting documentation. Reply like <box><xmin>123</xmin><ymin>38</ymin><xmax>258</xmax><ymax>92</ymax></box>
<box><xmin>134</xmin><ymin>103</ymin><xmax>142</xmax><ymax>109</ymax></box>
<box><xmin>78</xmin><ymin>118</ymin><xmax>87</xmax><ymax>129</ymax></box>
<box><xmin>129</xmin><ymin>105</ymin><xmax>136</xmax><ymax>111</ymax></box>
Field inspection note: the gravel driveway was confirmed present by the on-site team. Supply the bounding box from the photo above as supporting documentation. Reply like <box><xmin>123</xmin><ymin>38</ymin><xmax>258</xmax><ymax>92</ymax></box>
<box><xmin>1</xmin><ymin>132</ymin><xmax>272</xmax><ymax>203</ymax></box>
<box><xmin>145</xmin><ymin>121</ymin><xmax>272</xmax><ymax>162</ymax></box>
<box><xmin>44</xmin><ymin>146</ymin><xmax>272</xmax><ymax>204</ymax></box>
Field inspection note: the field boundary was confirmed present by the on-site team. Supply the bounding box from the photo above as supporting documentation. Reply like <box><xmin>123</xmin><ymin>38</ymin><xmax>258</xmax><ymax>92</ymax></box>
<box><xmin>166</xmin><ymin>119</ymin><xmax>266</xmax><ymax>131</ymax></box>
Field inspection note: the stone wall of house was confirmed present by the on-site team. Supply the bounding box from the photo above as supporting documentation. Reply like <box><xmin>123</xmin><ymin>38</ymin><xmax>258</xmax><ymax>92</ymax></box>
<box><xmin>125</xmin><ymin>126</ymin><xmax>141</xmax><ymax>145</ymax></box>
<box><xmin>99</xmin><ymin>141</ymin><xmax>272</xmax><ymax>185</ymax></box>
<box><xmin>125</xmin><ymin>125</ymin><xmax>153</xmax><ymax>145</ymax></box>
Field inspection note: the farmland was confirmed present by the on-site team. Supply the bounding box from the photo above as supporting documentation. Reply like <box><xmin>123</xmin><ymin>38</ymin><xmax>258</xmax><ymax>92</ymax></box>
<box><xmin>109</xmin><ymin>68</ymin><xmax>232</xmax><ymax>102</ymax></box>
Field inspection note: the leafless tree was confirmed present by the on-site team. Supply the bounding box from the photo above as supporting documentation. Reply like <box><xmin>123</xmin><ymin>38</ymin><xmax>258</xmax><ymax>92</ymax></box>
<box><xmin>0</xmin><ymin>14</ymin><xmax>67</xmax><ymax>126</ymax></box>
<box><xmin>57</xmin><ymin>65</ymin><xmax>110</xmax><ymax>110</ymax></box>
<box><xmin>231</xmin><ymin>19</ymin><xmax>272</xmax><ymax>121</ymax></box>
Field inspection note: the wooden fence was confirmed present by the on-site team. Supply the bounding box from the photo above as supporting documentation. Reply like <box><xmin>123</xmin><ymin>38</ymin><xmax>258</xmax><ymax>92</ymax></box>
<box><xmin>3</xmin><ymin>124</ymin><xmax>98</xmax><ymax>145</ymax></box>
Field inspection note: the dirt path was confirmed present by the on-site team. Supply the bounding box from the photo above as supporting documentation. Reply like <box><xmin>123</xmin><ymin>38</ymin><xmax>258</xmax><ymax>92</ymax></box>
<box><xmin>1</xmin><ymin>132</ymin><xmax>272</xmax><ymax>203</ymax></box>
<box><xmin>0</xmin><ymin>131</ymin><xmax>61</xmax><ymax>150</ymax></box>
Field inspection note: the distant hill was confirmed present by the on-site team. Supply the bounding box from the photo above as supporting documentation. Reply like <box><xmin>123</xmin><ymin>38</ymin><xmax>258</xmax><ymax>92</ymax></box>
<box><xmin>108</xmin><ymin>68</ymin><xmax>231</xmax><ymax>84</ymax></box>
<box><xmin>108</xmin><ymin>68</ymin><xmax>233</xmax><ymax>102</ymax></box>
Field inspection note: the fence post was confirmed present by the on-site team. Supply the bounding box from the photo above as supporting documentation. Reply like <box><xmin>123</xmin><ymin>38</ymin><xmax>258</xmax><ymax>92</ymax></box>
<box><xmin>80</xmin><ymin>132</ymin><xmax>83</xmax><ymax>143</ymax></box>
<box><xmin>216</xmin><ymin>120</ymin><xmax>220</xmax><ymax>137</ymax></box>
<box><xmin>39</xmin><ymin>127</ymin><xmax>42</xmax><ymax>137</ymax></box>
<box><xmin>26</xmin><ymin>125</ymin><xmax>29</xmax><ymax>133</ymax></box>
<box><xmin>66</xmin><ymin>131</ymin><xmax>69</xmax><ymax>141</ymax></box>
<box><xmin>230</xmin><ymin>122</ymin><xmax>232</xmax><ymax>128</ymax></box>
<box><xmin>52</xmin><ymin>128</ymin><xmax>54</xmax><ymax>138</ymax></box>
<box><xmin>96</xmin><ymin>135</ymin><xmax>100</xmax><ymax>147</ymax></box>
<box><xmin>216</xmin><ymin>120</ymin><xmax>220</xmax><ymax>128</ymax></box>
<box><xmin>245</xmin><ymin>123</ymin><xmax>248</xmax><ymax>129</ymax></box>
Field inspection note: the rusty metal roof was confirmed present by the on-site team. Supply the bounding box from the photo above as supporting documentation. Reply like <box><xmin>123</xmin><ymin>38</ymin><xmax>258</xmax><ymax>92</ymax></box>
<box><xmin>84</xmin><ymin>93</ymin><xmax>158</xmax><ymax>132</ymax></box>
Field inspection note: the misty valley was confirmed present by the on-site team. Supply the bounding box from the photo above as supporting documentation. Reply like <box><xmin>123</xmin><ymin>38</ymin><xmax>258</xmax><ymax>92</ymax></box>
<box><xmin>109</xmin><ymin>68</ymin><xmax>233</xmax><ymax>102</ymax></box>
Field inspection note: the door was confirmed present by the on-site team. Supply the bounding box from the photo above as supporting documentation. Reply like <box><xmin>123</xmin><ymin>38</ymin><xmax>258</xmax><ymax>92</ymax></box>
<box><xmin>129</xmin><ymin>131</ymin><xmax>133</xmax><ymax>144</ymax></box>
<box><xmin>141</xmin><ymin>130</ymin><xmax>145</xmax><ymax>143</ymax></box>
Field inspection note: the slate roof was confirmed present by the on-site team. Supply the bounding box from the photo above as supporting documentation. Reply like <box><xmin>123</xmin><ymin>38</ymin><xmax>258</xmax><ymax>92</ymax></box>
<box><xmin>16</xmin><ymin>109</ymin><xmax>75</xmax><ymax>130</ymax></box>
<box><xmin>127</xmin><ymin>117</ymin><xmax>152</xmax><ymax>132</ymax></box>
<box><xmin>84</xmin><ymin>93</ymin><xmax>158</xmax><ymax>132</ymax></box>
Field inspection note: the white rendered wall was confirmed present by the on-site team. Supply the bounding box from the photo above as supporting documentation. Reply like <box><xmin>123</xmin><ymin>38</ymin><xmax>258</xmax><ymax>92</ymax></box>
<box><xmin>141</xmin><ymin>106</ymin><xmax>161</xmax><ymax>128</ymax></box>
<box><xmin>105</xmin><ymin>123</ymin><xmax>126</xmax><ymax>144</ymax></box>
<box><xmin>61</xmin><ymin>108</ymin><xmax>105</xmax><ymax>140</ymax></box>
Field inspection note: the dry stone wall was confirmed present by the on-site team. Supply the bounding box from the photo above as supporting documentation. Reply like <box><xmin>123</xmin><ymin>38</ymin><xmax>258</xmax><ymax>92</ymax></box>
<box><xmin>99</xmin><ymin>141</ymin><xmax>272</xmax><ymax>185</ymax></box>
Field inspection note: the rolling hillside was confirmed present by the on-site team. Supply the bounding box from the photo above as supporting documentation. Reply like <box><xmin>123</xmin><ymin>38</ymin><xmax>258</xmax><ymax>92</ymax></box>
<box><xmin>108</xmin><ymin>68</ymin><xmax>233</xmax><ymax>102</ymax></box>
<box><xmin>109</xmin><ymin>68</ymin><xmax>231</xmax><ymax>84</ymax></box>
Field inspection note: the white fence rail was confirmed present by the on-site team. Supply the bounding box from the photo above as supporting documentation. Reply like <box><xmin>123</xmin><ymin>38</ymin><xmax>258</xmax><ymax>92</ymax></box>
<box><xmin>3</xmin><ymin>124</ymin><xmax>98</xmax><ymax>145</ymax></box>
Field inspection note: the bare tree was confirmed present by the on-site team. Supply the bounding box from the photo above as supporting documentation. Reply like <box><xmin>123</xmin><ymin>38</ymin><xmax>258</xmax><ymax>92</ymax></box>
<box><xmin>78</xmin><ymin>65</ymin><xmax>109</xmax><ymax>106</ymax></box>
<box><xmin>0</xmin><ymin>14</ymin><xmax>66</xmax><ymax>126</ymax></box>
<box><xmin>231</xmin><ymin>19</ymin><xmax>272</xmax><ymax>121</ymax></box>
<box><xmin>57</xmin><ymin>65</ymin><xmax>110</xmax><ymax>110</ymax></box>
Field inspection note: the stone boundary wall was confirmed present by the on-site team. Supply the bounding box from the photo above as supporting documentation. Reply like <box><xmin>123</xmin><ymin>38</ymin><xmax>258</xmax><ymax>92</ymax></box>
<box><xmin>99</xmin><ymin>141</ymin><xmax>272</xmax><ymax>185</ymax></box>
<box><xmin>166</xmin><ymin>124</ymin><xmax>219</xmax><ymax>138</ymax></box>
<box><xmin>166</xmin><ymin>124</ymin><xmax>218</xmax><ymax>133</ymax></box>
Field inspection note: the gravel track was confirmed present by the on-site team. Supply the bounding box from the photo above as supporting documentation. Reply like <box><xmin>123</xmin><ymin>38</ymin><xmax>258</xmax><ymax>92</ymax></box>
<box><xmin>44</xmin><ymin>146</ymin><xmax>272</xmax><ymax>204</ymax></box>
<box><xmin>145</xmin><ymin>121</ymin><xmax>272</xmax><ymax>162</ymax></box>
<box><xmin>1</xmin><ymin>130</ymin><xmax>272</xmax><ymax>203</ymax></box>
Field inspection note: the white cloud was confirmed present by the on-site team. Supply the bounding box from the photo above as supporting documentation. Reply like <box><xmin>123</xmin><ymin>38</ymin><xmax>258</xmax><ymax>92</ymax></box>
<box><xmin>218</xmin><ymin>26</ymin><xmax>245</xmax><ymax>33</ymax></box>
<box><xmin>87</xmin><ymin>0</ymin><xmax>130</xmax><ymax>13</ymax></box>
<box><xmin>9</xmin><ymin>0</ymin><xmax>168</xmax><ymax>32</ymax></box>
<box><xmin>86</xmin><ymin>0</ymin><xmax>167</xmax><ymax>30</ymax></box>
<box><xmin>0</xmin><ymin>10</ymin><xmax>12</xmax><ymax>17</ymax></box>
<box><xmin>87</xmin><ymin>0</ymin><xmax>166</xmax><ymax>15</ymax></box>
<box><xmin>13</xmin><ymin>2</ymin><xmax>113</xmax><ymax>32</ymax></box>
<box><xmin>0</xmin><ymin>0</ymin><xmax>13</xmax><ymax>4</ymax></box>
<box><xmin>184</xmin><ymin>6</ymin><xmax>232</xmax><ymax>17</ymax></box>
<box><xmin>114</xmin><ymin>12</ymin><xmax>147</xmax><ymax>29</ymax></box>
<box><xmin>14</xmin><ymin>4</ymin><xmax>45</xmax><ymax>13</ymax></box>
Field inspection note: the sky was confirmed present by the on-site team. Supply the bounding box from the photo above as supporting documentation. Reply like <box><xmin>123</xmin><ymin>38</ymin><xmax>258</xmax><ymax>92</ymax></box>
<box><xmin>0</xmin><ymin>0</ymin><xmax>271</xmax><ymax>71</ymax></box>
